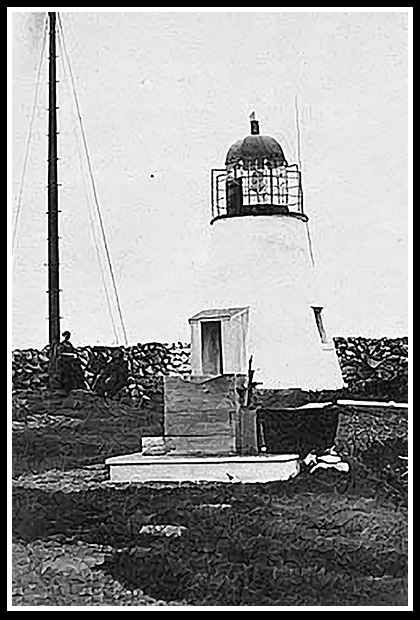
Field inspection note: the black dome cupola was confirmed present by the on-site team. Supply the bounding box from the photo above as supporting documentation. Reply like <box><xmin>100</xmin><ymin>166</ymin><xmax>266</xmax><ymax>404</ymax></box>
<box><xmin>225</xmin><ymin>113</ymin><xmax>287</xmax><ymax>171</ymax></box>
<box><xmin>210</xmin><ymin>114</ymin><xmax>306</xmax><ymax>224</ymax></box>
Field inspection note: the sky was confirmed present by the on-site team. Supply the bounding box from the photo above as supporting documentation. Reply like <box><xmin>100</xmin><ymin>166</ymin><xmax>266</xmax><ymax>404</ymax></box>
<box><xmin>10</xmin><ymin>9</ymin><xmax>410</xmax><ymax>349</ymax></box>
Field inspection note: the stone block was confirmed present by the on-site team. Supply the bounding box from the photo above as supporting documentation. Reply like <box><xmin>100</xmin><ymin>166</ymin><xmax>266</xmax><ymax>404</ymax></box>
<box><xmin>165</xmin><ymin>434</ymin><xmax>235</xmax><ymax>456</ymax></box>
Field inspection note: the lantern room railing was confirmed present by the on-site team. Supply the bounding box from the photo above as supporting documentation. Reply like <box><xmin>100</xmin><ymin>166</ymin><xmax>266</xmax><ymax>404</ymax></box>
<box><xmin>210</xmin><ymin>164</ymin><xmax>306</xmax><ymax>224</ymax></box>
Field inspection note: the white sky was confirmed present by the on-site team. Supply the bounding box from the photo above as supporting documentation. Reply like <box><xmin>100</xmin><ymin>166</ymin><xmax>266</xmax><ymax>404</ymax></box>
<box><xmin>10</xmin><ymin>9</ymin><xmax>410</xmax><ymax>349</ymax></box>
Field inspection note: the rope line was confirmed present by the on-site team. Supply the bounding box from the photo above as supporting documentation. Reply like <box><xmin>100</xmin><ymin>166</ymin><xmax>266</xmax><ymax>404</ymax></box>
<box><xmin>12</xmin><ymin>15</ymin><xmax>48</xmax><ymax>254</ymax></box>
<box><xmin>84</xmin><ymin>173</ymin><xmax>122</xmax><ymax>345</ymax></box>
<box><xmin>57</xmin><ymin>13</ymin><xmax>129</xmax><ymax>345</ymax></box>
<box><xmin>305</xmin><ymin>221</ymin><xmax>316</xmax><ymax>268</ymax></box>
<box><xmin>56</xmin><ymin>25</ymin><xmax>120</xmax><ymax>345</ymax></box>
<box><xmin>295</xmin><ymin>94</ymin><xmax>316</xmax><ymax>267</ymax></box>
<box><xmin>294</xmin><ymin>94</ymin><xmax>302</xmax><ymax>172</ymax></box>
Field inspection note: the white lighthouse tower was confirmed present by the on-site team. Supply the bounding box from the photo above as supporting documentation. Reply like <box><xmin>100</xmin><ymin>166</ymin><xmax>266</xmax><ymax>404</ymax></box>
<box><xmin>190</xmin><ymin>114</ymin><xmax>344</xmax><ymax>391</ymax></box>
<box><xmin>105</xmin><ymin>115</ymin><xmax>346</xmax><ymax>483</ymax></box>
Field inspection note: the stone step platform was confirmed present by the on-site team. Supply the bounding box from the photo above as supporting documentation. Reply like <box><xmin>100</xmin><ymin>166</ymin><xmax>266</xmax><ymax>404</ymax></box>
<box><xmin>105</xmin><ymin>453</ymin><xmax>300</xmax><ymax>484</ymax></box>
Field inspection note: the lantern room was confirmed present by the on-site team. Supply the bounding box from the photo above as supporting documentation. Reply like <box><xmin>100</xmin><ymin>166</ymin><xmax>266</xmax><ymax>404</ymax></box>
<box><xmin>210</xmin><ymin>113</ymin><xmax>305</xmax><ymax>223</ymax></box>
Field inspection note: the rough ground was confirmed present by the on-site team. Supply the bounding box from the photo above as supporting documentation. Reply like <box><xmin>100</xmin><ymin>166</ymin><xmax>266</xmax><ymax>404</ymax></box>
<box><xmin>12</xmin><ymin>538</ymin><xmax>183</xmax><ymax>606</ymax></box>
<box><xmin>12</xmin><ymin>389</ymin><xmax>408</xmax><ymax>607</ymax></box>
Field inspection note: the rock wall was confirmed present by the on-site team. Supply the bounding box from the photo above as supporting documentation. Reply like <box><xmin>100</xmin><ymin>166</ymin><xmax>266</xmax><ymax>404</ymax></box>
<box><xmin>333</xmin><ymin>337</ymin><xmax>408</xmax><ymax>401</ymax></box>
<box><xmin>12</xmin><ymin>342</ymin><xmax>191</xmax><ymax>405</ymax></box>
<box><xmin>12</xmin><ymin>337</ymin><xmax>408</xmax><ymax>403</ymax></box>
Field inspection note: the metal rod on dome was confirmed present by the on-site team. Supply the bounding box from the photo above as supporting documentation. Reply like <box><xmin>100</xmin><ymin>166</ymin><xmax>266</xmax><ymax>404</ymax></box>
<box><xmin>250</xmin><ymin>111</ymin><xmax>259</xmax><ymax>135</ymax></box>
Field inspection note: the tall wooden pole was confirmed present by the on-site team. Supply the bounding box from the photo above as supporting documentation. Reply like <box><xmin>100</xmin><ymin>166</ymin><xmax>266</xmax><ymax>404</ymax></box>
<box><xmin>47</xmin><ymin>12</ymin><xmax>60</xmax><ymax>344</ymax></box>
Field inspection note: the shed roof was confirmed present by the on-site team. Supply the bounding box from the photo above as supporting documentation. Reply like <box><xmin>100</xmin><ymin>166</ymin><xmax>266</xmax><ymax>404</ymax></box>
<box><xmin>189</xmin><ymin>307</ymin><xmax>249</xmax><ymax>322</ymax></box>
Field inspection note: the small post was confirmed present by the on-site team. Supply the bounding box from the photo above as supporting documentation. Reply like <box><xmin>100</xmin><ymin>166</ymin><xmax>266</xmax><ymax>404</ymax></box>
<box><xmin>245</xmin><ymin>355</ymin><xmax>255</xmax><ymax>407</ymax></box>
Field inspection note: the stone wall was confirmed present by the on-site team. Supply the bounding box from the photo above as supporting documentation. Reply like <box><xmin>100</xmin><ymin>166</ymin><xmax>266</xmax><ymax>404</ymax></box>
<box><xmin>12</xmin><ymin>342</ymin><xmax>191</xmax><ymax>405</ymax></box>
<box><xmin>333</xmin><ymin>336</ymin><xmax>408</xmax><ymax>401</ymax></box>
<box><xmin>12</xmin><ymin>336</ymin><xmax>408</xmax><ymax>403</ymax></box>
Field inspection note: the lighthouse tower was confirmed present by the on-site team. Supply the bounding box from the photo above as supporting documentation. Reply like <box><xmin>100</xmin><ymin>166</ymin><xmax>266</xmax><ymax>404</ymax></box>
<box><xmin>190</xmin><ymin>114</ymin><xmax>344</xmax><ymax>391</ymax></box>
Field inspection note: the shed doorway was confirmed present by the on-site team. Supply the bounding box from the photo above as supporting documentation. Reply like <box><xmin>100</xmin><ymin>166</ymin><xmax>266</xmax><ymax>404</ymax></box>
<box><xmin>201</xmin><ymin>321</ymin><xmax>223</xmax><ymax>375</ymax></box>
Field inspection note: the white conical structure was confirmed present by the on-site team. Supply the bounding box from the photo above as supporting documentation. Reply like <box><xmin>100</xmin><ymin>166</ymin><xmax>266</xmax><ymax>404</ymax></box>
<box><xmin>195</xmin><ymin>116</ymin><xmax>343</xmax><ymax>391</ymax></box>
<box><xmin>198</xmin><ymin>216</ymin><xmax>343</xmax><ymax>389</ymax></box>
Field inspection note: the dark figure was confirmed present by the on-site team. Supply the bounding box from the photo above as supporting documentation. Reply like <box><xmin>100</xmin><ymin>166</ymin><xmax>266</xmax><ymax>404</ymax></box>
<box><xmin>93</xmin><ymin>349</ymin><xmax>129</xmax><ymax>398</ymax></box>
<box><xmin>56</xmin><ymin>331</ymin><xmax>86</xmax><ymax>394</ymax></box>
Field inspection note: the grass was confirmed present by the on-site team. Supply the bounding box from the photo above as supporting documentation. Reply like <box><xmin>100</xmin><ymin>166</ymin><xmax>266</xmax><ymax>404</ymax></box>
<box><xmin>12</xmin><ymin>389</ymin><xmax>408</xmax><ymax>607</ymax></box>
<box><xmin>12</xmin><ymin>389</ymin><xmax>163</xmax><ymax>475</ymax></box>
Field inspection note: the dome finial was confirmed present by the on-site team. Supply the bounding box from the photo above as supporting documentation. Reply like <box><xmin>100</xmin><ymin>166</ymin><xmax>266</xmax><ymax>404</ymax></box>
<box><xmin>249</xmin><ymin>111</ymin><xmax>259</xmax><ymax>135</ymax></box>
